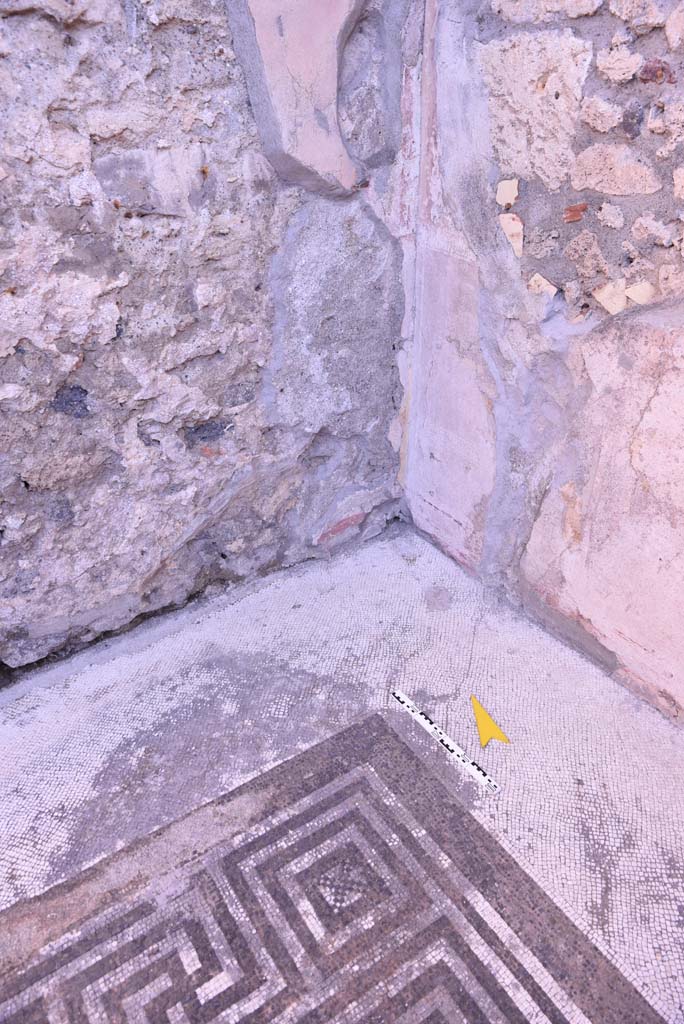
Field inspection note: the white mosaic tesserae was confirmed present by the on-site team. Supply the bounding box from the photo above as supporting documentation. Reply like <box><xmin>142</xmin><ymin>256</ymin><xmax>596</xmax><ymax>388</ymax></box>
<box><xmin>0</xmin><ymin>529</ymin><xmax>682</xmax><ymax>1020</ymax></box>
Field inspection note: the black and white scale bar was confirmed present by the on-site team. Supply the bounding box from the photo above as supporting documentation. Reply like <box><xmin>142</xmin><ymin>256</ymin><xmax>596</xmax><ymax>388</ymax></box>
<box><xmin>391</xmin><ymin>690</ymin><xmax>499</xmax><ymax>794</ymax></box>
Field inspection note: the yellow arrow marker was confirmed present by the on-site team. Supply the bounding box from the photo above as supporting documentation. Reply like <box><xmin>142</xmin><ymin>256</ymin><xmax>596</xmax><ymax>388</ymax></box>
<box><xmin>470</xmin><ymin>695</ymin><xmax>510</xmax><ymax>748</ymax></box>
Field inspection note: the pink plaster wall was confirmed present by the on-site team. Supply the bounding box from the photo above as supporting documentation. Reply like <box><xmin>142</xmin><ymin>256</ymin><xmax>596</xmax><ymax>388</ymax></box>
<box><xmin>229</xmin><ymin>0</ymin><xmax>365</xmax><ymax>195</ymax></box>
<box><xmin>521</xmin><ymin>309</ymin><xmax>684</xmax><ymax>718</ymax></box>
<box><xmin>405</xmin><ymin>0</ymin><xmax>497</xmax><ymax>573</ymax></box>
<box><xmin>405</xmin><ymin>0</ymin><xmax>684</xmax><ymax>720</ymax></box>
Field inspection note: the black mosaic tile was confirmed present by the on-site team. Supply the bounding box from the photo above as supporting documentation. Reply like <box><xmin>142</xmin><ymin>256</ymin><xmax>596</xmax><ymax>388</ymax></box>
<box><xmin>0</xmin><ymin>715</ymin><xmax>667</xmax><ymax>1024</ymax></box>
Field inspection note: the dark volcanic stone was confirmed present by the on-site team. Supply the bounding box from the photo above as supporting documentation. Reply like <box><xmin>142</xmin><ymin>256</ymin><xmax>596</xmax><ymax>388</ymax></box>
<box><xmin>51</xmin><ymin>385</ymin><xmax>90</xmax><ymax>419</ymax></box>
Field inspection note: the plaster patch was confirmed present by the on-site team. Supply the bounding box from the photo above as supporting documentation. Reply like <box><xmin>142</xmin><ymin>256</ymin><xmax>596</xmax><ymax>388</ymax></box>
<box><xmin>227</xmin><ymin>0</ymin><xmax>365</xmax><ymax>195</ymax></box>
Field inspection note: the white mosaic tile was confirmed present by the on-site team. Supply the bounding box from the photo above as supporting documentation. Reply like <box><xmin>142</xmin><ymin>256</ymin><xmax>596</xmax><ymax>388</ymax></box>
<box><xmin>0</xmin><ymin>527</ymin><xmax>682</xmax><ymax>1019</ymax></box>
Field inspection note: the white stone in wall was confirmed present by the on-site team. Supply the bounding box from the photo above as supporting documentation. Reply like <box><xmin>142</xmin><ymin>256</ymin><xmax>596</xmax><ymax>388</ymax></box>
<box><xmin>674</xmin><ymin>165</ymin><xmax>684</xmax><ymax>198</ymax></box>
<box><xmin>597</xmin><ymin>202</ymin><xmax>625</xmax><ymax>228</ymax></box>
<box><xmin>495</xmin><ymin>178</ymin><xmax>519</xmax><ymax>207</ymax></box>
<box><xmin>631</xmin><ymin>212</ymin><xmax>680</xmax><ymax>246</ymax></box>
<box><xmin>491</xmin><ymin>0</ymin><xmax>603</xmax><ymax>22</ymax></box>
<box><xmin>478</xmin><ymin>31</ymin><xmax>592</xmax><ymax>190</ymax></box>
<box><xmin>596</xmin><ymin>43</ymin><xmax>644</xmax><ymax>82</ymax></box>
<box><xmin>499</xmin><ymin>212</ymin><xmax>524</xmax><ymax>256</ymax></box>
<box><xmin>528</xmin><ymin>272</ymin><xmax>558</xmax><ymax>297</ymax></box>
<box><xmin>571</xmin><ymin>143</ymin><xmax>661</xmax><ymax>194</ymax></box>
<box><xmin>609</xmin><ymin>0</ymin><xmax>666</xmax><ymax>34</ymax></box>
<box><xmin>580</xmin><ymin>95</ymin><xmax>623</xmax><ymax>132</ymax></box>
<box><xmin>592</xmin><ymin>278</ymin><xmax>627</xmax><ymax>313</ymax></box>
<box><xmin>625</xmin><ymin>279</ymin><xmax>657</xmax><ymax>303</ymax></box>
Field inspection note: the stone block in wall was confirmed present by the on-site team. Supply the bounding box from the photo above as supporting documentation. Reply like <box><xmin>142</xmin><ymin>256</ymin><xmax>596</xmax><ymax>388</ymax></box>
<box><xmin>477</xmin><ymin>30</ymin><xmax>592</xmax><ymax>191</ymax></box>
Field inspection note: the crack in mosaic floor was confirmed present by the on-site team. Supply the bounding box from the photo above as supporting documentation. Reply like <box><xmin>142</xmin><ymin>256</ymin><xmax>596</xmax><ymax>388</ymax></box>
<box><xmin>0</xmin><ymin>716</ymin><xmax>666</xmax><ymax>1024</ymax></box>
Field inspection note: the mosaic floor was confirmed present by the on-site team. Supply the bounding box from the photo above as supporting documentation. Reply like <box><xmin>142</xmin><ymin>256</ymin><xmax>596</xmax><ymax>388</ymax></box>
<box><xmin>0</xmin><ymin>716</ymin><xmax>666</xmax><ymax>1024</ymax></box>
<box><xmin>1</xmin><ymin>528</ymin><xmax>683</xmax><ymax>1021</ymax></box>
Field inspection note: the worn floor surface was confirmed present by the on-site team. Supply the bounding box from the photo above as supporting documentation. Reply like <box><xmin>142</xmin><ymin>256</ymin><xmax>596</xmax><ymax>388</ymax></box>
<box><xmin>0</xmin><ymin>717</ymin><xmax>668</xmax><ymax>1023</ymax></box>
<box><xmin>0</xmin><ymin>527</ymin><xmax>682</xmax><ymax>1021</ymax></box>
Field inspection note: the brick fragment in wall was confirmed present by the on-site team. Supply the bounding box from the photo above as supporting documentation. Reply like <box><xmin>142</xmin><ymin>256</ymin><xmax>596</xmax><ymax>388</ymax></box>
<box><xmin>563</xmin><ymin>202</ymin><xmax>588</xmax><ymax>223</ymax></box>
<box><xmin>638</xmin><ymin>57</ymin><xmax>676</xmax><ymax>83</ymax></box>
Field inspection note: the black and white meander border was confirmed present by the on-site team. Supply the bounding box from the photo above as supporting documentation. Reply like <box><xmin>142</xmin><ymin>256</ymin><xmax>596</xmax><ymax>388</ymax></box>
<box><xmin>391</xmin><ymin>690</ymin><xmax>499</xmax><ymax>795</ymax></box>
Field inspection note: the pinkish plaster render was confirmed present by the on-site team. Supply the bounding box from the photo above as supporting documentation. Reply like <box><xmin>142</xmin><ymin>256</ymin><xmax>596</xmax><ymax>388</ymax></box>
<box><xmin>404</xmin><ymin>0</ymin><xmax>684</xmax><ymax>718</ymax></box>
<box><xmin>409</xmin><ymin>246</ymin><xmax>496</xmax><ymax>570</ymax></box>
<box><xmin>521</xmin><ymin>307</ymin><xmax>684</xmax><ymax>717</ymax></box>
<box><xmin>405</xmin><ymin>0</ymin><xmax>497</xmax><ymax>571</ymax></box>
<box><xmin>228</xmin><ymin>0</ymin><xmax>365</xmax><ymax>195</ymax></box>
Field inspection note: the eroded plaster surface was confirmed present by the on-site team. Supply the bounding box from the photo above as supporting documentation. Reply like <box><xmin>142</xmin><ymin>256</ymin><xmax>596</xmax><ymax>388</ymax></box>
<box><xmin>521</xmin><ymin>304</ymin><xmax>684</xmax><ymax>712</ymax></box>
